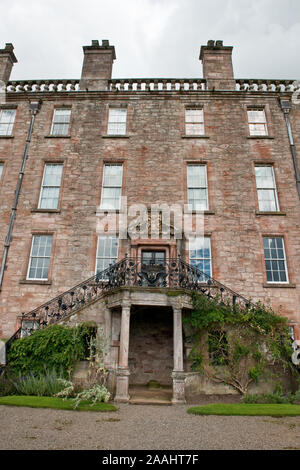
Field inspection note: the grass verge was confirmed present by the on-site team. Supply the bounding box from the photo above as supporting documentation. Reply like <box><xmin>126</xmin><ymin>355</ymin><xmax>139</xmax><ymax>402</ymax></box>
<box><xmin>0</xmin><ymin>396</ymin><xmax>117</xmax><ymax>412</ymax></box>
<box><xmin>187</xmin><ymin>404</ymin><xmax>300</xmax><ymax>417</ymax></box>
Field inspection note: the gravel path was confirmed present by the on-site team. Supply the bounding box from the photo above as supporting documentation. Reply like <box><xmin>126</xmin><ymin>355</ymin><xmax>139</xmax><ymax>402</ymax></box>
<box><xmin>0</xmin><ymin>404</ymin><xmax>300</xmax><ymax>450</ymax></box>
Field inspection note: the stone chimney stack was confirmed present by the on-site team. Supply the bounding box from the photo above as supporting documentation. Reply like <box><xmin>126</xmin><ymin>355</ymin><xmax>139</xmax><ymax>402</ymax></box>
<box><xmin>80</xmin><ymin>39</ymin><xmax>116</xmax><ymax>91</ymax></box>
<box><xmin>200</xmin><ymin>40</ymin><xmax>235</xmax><ymax>91</ymax></box>
<box><xmin>0</xmin><ymin>43</ymin><xmax>17</xmax><ymax>82</ymax></box>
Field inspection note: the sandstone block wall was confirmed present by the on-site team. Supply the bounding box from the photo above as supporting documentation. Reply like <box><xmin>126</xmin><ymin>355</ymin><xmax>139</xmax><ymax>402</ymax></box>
<box><xmin>0</xmin><ymin>88</ymin><xmax>299</xmax><ymax>338</ymax></box>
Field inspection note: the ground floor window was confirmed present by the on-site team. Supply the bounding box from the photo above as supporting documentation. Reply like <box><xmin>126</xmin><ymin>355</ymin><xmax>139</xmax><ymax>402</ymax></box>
<box><xmin>263</xmin><ymin>236</ymin><xmax>288</xmax><ymax>283</ymax></box>
<box><xmin>189</xmin><ymin>237</ymin><xmax>212</xmax><ymax>280</ymax></box>
<box><xmin>96</xmin><ymin>237</ymin><xmax>119</xmax><ymax>275</ymax></box>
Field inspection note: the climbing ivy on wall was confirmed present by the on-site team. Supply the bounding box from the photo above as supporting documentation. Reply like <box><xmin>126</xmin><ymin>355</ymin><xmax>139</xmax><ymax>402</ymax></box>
<box><xmin>7</xmin><ymin>323</ymin><xmax>97</xmax><ymax>377</ymax></box>
<box><xmin>184</xmin><ymin>292</ymin><xmax>294</xmax><ymax>395</ymax></box>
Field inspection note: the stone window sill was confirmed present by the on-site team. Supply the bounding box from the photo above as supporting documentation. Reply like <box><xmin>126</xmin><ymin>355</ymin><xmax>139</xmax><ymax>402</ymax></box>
<box><xmin>19</xmin><ymin>279</ymin><xmax>52</xmax><ymax>286</ymax></box>
<box><xmin>181</xmin><ymin>135</ymin><xmax>210</xmax><ymax>139</ymax></box>
<box><xmin>95</xmin><ymin>209</ymin><xmax>121</xmax><ymax>214</ymax></box>
<box><xmin>31</xmin><ymin>209</ymin><xmax>61</xmax><ymax>213</ymax></box>
<box><xmin>247</xmin><ymin>136</ymin><xmax>274</xmax><ymax>140</ymax></box>
<box><xmin>44</xmin><ymin>135</ymin><xmax>71</xmax><ymax>138</ymax></box>
<box><xmin>0</xmin><ymin>135</ymin><xmax>14</xmax><ymax>139</ymax></box>
<box><xmin>256</xmin><ymin>211</ymin><xmax>286</xmax><ymax>216</ymax></box>
<box><xmin>263</xmin><ymin>283</ymin><xmax>296</xmax><ymax>288</ymax></box>
<box><xmin>102</xmin><ymin>135</ymin><xmax>130</xmax><ymax>139</ymax></box>
<box><xmin>186</xmin><ymin>210</ymin><xmax>215</xmax><ymax>215</ymax></box>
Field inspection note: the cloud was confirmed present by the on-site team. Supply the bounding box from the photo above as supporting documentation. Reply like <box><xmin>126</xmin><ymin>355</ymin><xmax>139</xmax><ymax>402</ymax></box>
<box><xmin>1</xmin><ymin>0</ymin><xmax>299</xmax><ymax>80</ymax></box>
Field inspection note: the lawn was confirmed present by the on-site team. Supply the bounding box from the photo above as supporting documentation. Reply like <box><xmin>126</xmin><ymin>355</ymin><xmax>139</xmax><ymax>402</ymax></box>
<box><xmin>187</xmin><ymin>404</ymin><xmax>300</xmax><ymax>417</ymax></box>
<box><xmin>0</xmin><ymin>396</ymin><xmax>117</xmax><ymax>412</ymax></box>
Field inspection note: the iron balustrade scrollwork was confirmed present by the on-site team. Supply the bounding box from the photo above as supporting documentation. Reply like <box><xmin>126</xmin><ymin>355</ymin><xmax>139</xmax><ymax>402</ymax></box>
<box><xmin>5</xmin><ymin>257</ymin><xmax>252</xmax><ymax>352</ymax></box>
<box><xmin>5</xmin><ymin>327</ymin><xmax>21</xmax><ymax>356</ymax></box>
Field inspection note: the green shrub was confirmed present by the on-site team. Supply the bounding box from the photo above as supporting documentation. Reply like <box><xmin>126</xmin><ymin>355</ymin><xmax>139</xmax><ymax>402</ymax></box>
<box><xmin>7</xmin><ymin>323</ymin><xmax>96</xmax><ymax>377</ymax></box>
<box><xmin>12</xmin><ymin>368</ymin><xmax>67</xmax><ymax>397</ymax></box>
<box><xmin>0</xmin><ymin>371</ymin><xmax>16</xmax><ymax>396</ymax></box>
<box><xmin>242</xmin><ymin>391</ymin><xmax>298</xmax><ymax>405</ymax></box>
<box><xmin>184</xmin><ymin>292</ymin><xmax>295</xmax><ymax>395</ymax></box>
<box><xmin>242</xmin><ymin>393</ymin><xmax>262</xmax><ymax>404</ymax></box>
<box><xmin>73</xmin><ymin>384</ymin><xmax>111</xmax><ymax>409</ymax></box>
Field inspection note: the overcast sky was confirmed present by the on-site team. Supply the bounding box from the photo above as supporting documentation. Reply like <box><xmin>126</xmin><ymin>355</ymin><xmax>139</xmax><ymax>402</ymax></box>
<box><xmin>1</xmin><ymin>0</ymin><xmax>300</xmax><ymax>81</ymax></box>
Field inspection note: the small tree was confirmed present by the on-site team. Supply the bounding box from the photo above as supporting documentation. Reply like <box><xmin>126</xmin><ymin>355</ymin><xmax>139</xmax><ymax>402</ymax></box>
<box><xmin>184</xmin><ymin>292</ymin><xmax>295</xmax><ymax>395</ymax></box>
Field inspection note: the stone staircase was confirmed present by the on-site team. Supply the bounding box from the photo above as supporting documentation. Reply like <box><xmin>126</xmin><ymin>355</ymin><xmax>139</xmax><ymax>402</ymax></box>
<box><xmin>4</xmin><ymin>256</ymin><xmax>252</xmax><ymax>360</ymax></box>
<box><xmin>129</xmin><ymin>385</ymin><xmax>172</xmax><ymax>406</ymax></box>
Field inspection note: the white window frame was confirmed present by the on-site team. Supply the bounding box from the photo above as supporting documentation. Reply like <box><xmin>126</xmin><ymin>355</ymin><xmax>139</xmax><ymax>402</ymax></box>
<box><xmin>50</xmin><ymin>108</ymin><xmax>71</xmax><ymax>136</ymax></box>
<box><xmin>26</xmin><ymin>235</ymin><xmax>53</xmax><ymax>281</ymax></box>
<box><xmin>0</xmin><ymin>108</ymin><xmax>16</xmax><ymax>136</ymax></box>
<box><xmin>187</xmin><ymin>164</ymin><xmax>208</xmax><ymax>211</ymax></box>
<box><xmin>38</xmin><ymin>163</ymin><xmax>63</xmax><ymax>210</ymax></box>
<box><xmin>95</xmin><ymin>236</ymin><xmax>119</xmax><ymax>276</ymax></box>
<box><xmin>100</xmin><ymin>164</ymin><xmax>123</xmax><ymax>210</ymax></box>
<box><xmin>107</xmin><ymin>108</ymin><xmax>127</xmax><ymax>135</ymax></box>
<box><xmin>255</xmin><ymin>165</ymin><xmax>279</xmax><ymax>212</ymax></box>
<box><xmin>263</xmin><ymin>236</ymin><xmax>289</xmax><ymax>284</ymax></box>
<box><xmin>189</xmin><ymin>236</ymin><xmax>212</xmax><ymax>281</ymax></box>
<box><xmin>185</xmin><ymin>108</ymin><xmax>205</xmax><ymax>136</ymax></box>
<box><xmin>247</xmin><ymin>108</ymin><xmax>268</xmax><ymax>136</ymax></box>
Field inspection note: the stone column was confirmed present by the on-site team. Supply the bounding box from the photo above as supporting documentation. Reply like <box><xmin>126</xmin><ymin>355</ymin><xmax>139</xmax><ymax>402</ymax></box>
<box><xmin>172</xmin><ymin>306</ymin><xmax>186</xmax><ymax>404</ymax></box>
<box><xmin>103</xmin><ymin>306</ymin><xmax>112</xmax><ymax>369</ymax></box>
<box><xmin>115</xmin><ymin>300</ymin><xmax>131</xmax><ymax>403</ymax></box>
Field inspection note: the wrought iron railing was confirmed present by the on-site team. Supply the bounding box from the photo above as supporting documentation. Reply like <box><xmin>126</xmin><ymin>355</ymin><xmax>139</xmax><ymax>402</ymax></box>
<box><xmin>4</xmin><ymin>256</ymin><xmax>252</xmax><ymax>355</ymax></box>
<box><xmin>5</xmin><ymin>327</ymin><xmax>21</xmax><ymax>356</ymax></box>
<box><xmin>15</xmin><ymin>256</ymin><xmax>250</xmax><ymax>334</ymax></box>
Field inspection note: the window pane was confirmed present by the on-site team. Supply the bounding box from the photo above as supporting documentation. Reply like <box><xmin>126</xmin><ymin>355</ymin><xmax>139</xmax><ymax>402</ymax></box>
<box><xmin>0</xmin><ymin>163</ymin><xmax>3</xmax><ymax>180</ymax></box>
<box><xmin>101</xmin><ymin>165</ymin><xmax>123</xmax><ymax>210</ymax></box>
<box><xmin>248</xmin><ymin>110</ymin><xmax>266</xmax><ymax>123</ymax></box>
<box><xmin>189</xmin><ymin>237</ymin><xmax>211</xmax><ymax>278</ymax></box>
<box><xmin>39</xmin><ymin>164</ymin><xmax>63</xmax><ymax>209</ymax></box>
<box><xmin>107</xmin><ymin>108</ymin><xmax>127</xmax><ymax>135</ymax></box>
<box><xmin>0</xmin><ymin>109</ymin><xmax>16</xmax><ymax>136</ymax></box>
<box><xmin>249</xmin><ymin>123</ymin><xmax>267</xmax><ymax>136</ymax></box>
<box><xmin>27</xmin><ymin>235</ymin><xmax>53</xmax><ymax>280</ymax></box>
<box><xmin>255</xmin><ymin>166</ymin><xmax>278</xmax><ymax>211</ymax></box>
<box><xmin>96</xmin><ymin>237</ymin><xmax>119</xmax><ymax>275</ymax></box>
<box><xmin>186</xmin><ymin>109</ymin><xmax>204</xmax><ymax>123</ymax></box>
<box><xmin>187</xmin><ymin>165</ymin><xmax>208</xmax><ymax>210</ymax></box>
<box><xmin>187</xmin><ymin>165</ymin><xmax>207</xmax><ymax>187</ymax></box>
<box><xmin>185</xmin><ymin>109</ymin><xmax>204</xmax><ymax>135</ymax></box>
<box><xmin>257</xmin><ymin>190</ymin><xmax>277</xmax><ymax>211</ymax></box>
<box><xmin>51</xmin><ymin>109</ymin><xmax>71</xmax><ymax>135</ymax></box>
<box><xmin>263</xmin><ymin>237</ymin><xmax>288</xmax><ymax>283</ymax></box>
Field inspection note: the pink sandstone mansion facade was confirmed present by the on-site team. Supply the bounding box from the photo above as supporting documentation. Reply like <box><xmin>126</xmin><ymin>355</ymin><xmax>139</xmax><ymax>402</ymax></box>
<box><xmin>0</xmin><ymin>39</ymin><xmax>299</xmax><ymax>402</ymax></box>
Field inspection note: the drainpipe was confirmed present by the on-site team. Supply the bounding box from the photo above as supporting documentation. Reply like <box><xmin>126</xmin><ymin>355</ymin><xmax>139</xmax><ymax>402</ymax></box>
<box><xmin>0</xmin><ymin>100</ymin><xmax>41</xmax><ymax>291</ymax></box>
<box><xmin>280</xmin><ymin>99</ymin><xmax>300</xmax><ymax>199</ymax></box>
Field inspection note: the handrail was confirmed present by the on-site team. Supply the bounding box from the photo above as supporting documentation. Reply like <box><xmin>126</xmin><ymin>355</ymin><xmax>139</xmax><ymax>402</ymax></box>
<box><xmin>4</xmin><ymin>256</ymin><xmax>254</xmax><ymax>354</ymax></box>
<box><xmin>16</xmin><ymin>256</ymin><xmax>251</xmax><ymax>330</ymax></box>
